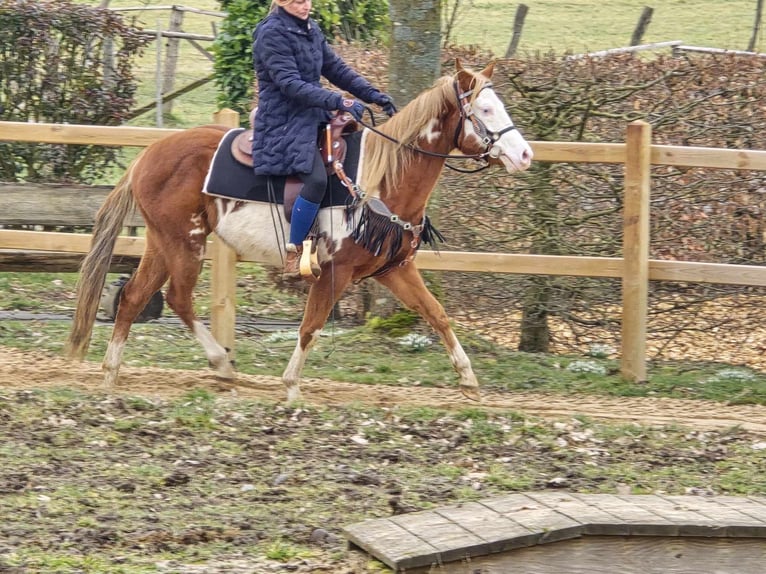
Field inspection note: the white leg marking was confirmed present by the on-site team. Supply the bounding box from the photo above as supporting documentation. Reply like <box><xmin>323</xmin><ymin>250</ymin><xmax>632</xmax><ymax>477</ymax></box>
<box><xmin>446</xmin><ymin>331</ymin><xmax>478</xmax><ymax>388</ymax></box>
<box><xmin>192</xmin><ymin>320</ymin><xmax>235</xmax><ymax>379</ymax></box>
<box><xmin>102</xmin><ymin>339</ymin><xmax>126</xmax><ymax>389</ymax></box>
<box><xmin>282</xmin><ymin>330</ymin><xmax>321</xmax><ymax>402</ymax></box>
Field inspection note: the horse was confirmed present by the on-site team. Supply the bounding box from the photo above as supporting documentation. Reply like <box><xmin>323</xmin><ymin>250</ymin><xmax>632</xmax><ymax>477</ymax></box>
<box><xmin>65</xmin><ymin>60</ymin><xmax>533</xmax><ymax>403</ymax></box>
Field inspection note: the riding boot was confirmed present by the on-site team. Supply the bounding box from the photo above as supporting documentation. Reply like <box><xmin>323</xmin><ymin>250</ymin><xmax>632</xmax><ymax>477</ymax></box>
<box><xmin>283</xmin><ymin>242</ymin><xmax>302</xmax><ymax>280</ymax></box>
<box><xmin>284</xmin><ymin>196</ymin><xmax>321</xmax><ymax>280</ymax></box>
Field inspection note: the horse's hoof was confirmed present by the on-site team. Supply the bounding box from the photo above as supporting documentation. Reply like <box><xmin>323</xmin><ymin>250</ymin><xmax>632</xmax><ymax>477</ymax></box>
<box><xmin>459</xmin><ymin>384</ymin><xmax>482</xmax><ymax>402</ymax></box>
<box><xmin>285</xmin><ymin>385</ymin><xmax>303</xmax><ymax>404</ymax></box>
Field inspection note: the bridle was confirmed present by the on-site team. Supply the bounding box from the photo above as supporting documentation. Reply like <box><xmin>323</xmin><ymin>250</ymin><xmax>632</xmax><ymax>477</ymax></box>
<box><xmin>357</xmin><ymin>78</ymin><xmax>519</xmax><ymax>173</ymax></box>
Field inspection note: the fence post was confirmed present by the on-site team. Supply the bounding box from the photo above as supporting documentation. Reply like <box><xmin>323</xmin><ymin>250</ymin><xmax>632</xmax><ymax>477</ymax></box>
<box><xmin>210</xmin><ymin>109</ymin><xmax>240</xmax><ymax>354</ymax></box>
<box><xmin>621</xmin><ymin>120</ymin><xmax>651</xmax><ymax>382</ymax></box>
<box><xmin>162</xmin><ymin>6</ymin><xmax>185</xmax><ymax>115</ymax></box>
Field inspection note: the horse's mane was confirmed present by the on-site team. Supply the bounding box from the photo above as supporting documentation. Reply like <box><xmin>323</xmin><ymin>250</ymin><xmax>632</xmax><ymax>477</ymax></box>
<box><xmin>361</xmin><ymin>69</ymin><xmax>491</xmax><ymax>197</ymax></box>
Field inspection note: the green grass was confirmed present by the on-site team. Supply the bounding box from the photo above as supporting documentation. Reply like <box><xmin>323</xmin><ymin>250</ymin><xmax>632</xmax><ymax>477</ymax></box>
<box><xmin>2</xmin><ymin>267</ymin><xmax>765</xmax><ymax>404</ymax></box>
<box><xmin>447</xmin><ymin>0</ymin><xmax>762</xmax><ymax>56</ymax></box>
<box><xmin>73</xmin><ymin>0</ymin><xmax>765</xmax><ymax>139</ymax></box>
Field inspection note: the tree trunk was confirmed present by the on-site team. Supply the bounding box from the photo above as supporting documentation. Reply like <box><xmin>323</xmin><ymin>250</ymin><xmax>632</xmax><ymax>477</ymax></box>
<box><xmin>518</xmin><ymin>163</ymin><xmax>559</xmax><ymax>353</ymax></box>
<box><xmin>388</xmin><ymin>0</ymin><xmax>441</xmax><ymax>106</ymax></box>
<box><xmin>518</xmin><ymin>276</ymin><xmax>551</xmax><ymax>352</ymax></box>
<box><xmin>363</xmin><ymin>0</ymin><xmax>442</xmax><ymax>319</ymax></box>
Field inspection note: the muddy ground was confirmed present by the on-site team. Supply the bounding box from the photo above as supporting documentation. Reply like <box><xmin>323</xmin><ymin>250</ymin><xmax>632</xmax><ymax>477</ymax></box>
<box><xmin>2</xmin><ymin>346</ymin><xmax>766</xmax><ymax>574</ymax></box>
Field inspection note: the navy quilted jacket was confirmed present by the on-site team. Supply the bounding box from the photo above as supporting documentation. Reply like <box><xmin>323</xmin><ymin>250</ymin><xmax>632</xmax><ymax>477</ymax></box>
<box><xmin>252</xmin><ymin>8</ymin><xmax>379</xmax><ymax>176</ymax></box>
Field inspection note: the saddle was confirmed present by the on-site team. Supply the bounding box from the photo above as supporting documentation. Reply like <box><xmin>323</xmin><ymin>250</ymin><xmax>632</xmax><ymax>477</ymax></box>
<box><xmin>226</xmin><ymin>111</ymin><xmax>360</xmax><ymax>283</ymax></box>
<box><xmin>231</xmin><ymin>111</ymin><xmax>357</xmax><ymax>173</ymax></box>
<box><xmin>230</xmin><ymin>111</ymin><xmax>358</xmax><ymax>221</ymax></box>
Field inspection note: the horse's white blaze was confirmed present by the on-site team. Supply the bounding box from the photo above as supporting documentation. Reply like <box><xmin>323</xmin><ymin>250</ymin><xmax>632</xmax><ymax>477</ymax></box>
<box><xmin>472</xmin><ymin>88</ymin><xmax>533</xmax><ymax>172</ymax></box>
<box><xmin>213</xmin><ymin>201</ymin><xmax>351</xmax><ymax>265</ymax></box>
<box><xmin>419</xmin><ymin>118</ymin><xmax>442</xmax><ymax>144</ymax></box>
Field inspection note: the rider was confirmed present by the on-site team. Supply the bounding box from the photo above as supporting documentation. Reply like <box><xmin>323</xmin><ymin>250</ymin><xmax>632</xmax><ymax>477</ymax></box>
<box><xmin>252</xmin><ymin>0</ymin><xmax>396</xmax><ymax>279</ymax></box>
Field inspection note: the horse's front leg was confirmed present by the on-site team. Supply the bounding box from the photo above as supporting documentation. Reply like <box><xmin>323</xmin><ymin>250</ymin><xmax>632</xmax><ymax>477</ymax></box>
<box><xmin>375</xmin><ymin>263</ymin><xmax>481</xmax><ymax>401</ymax></box>
<box><xmin>282</xmin><ymin>268</ymin><xmax>353</xmax><ymax>402</ymax></box>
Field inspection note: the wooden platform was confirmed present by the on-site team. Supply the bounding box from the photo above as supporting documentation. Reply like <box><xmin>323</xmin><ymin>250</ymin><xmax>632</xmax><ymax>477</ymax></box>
<box><xmin>343</xmin><ymin>492</ymin><xmax>766</xmax><ymax>573</ymax></box>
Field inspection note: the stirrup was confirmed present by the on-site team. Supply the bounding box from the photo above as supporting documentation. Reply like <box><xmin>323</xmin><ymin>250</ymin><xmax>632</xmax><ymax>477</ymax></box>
<box><xmin>299</xmin><ymin>238</ymin><xmax>321</xmax><ymax>283</ymax></box>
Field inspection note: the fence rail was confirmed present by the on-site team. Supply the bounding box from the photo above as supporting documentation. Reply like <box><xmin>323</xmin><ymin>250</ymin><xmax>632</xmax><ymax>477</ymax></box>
<box><xmin>1</xmin><ymin>114</ymin><xmax>765</xmax><ymax>381</ymax></box>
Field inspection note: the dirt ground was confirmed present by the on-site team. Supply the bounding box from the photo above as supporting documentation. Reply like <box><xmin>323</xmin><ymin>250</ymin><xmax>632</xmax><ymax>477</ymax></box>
<box><xmin>3</xmin><ymin>346</ymin><xmax>766</xmax><ymax>435</ymax></box>
<box><xmin>4</xmin><ymin>345</ymin><xmax>766</xmax><ymax>574</ymax></box>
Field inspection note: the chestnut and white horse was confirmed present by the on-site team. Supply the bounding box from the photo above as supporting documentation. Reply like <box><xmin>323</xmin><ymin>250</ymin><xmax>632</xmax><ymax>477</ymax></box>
<box><xmin>66</xmin><ymin>60</ymin><xmax>533</xmax><ymax>402</ymax></box>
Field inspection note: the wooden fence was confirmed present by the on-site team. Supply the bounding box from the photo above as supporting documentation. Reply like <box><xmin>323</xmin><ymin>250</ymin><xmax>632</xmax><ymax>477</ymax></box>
<box><xmin>2</xmin><ymin>113</ymin><xmax>766</xmax><ymax>382</ymax></box>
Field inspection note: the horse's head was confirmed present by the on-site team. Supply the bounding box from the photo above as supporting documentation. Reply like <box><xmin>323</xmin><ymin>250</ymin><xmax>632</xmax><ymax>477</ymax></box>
<box><xmin>453</xmin><ymin>59</ymin><xmax>533</xmax><ymax>173</ymax></box>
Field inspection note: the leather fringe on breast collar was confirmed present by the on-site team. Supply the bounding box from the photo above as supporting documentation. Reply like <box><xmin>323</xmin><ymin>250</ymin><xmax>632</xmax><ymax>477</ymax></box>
<box><xmin>346</xmin><ymin>198</ymin><xmax>445</xmax><ymax>261</ymax></box>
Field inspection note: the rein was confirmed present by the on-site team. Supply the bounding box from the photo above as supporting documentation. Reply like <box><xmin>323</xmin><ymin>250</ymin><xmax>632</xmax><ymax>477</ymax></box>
<box><xmin>356</xmin><ymin>79</ymin><xmax>519</xmax><ymax>173</ymax></box>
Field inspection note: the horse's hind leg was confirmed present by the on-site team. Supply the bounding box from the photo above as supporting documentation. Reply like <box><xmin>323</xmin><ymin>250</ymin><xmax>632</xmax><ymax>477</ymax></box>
<box><xmin>375</xmin><ymin>263</ymin><xmax>481</xmax><ymax>401</ymax></box>
<box><xmin>103</xmin><ymin>245</ymin><xmax>169</xmax><ymax>388</ymax></box>
<box><xmin>164</xmin><ymin>249</ymin><xmax>235</xmax><ymax>380</ymax></box>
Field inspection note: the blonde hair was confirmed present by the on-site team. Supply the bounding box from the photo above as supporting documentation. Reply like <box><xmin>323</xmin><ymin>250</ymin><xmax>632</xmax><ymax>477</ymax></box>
<box><xmin>269</xmin><ymin>0</ymin><xmax>293</xmax><ymax>12</ymax></box>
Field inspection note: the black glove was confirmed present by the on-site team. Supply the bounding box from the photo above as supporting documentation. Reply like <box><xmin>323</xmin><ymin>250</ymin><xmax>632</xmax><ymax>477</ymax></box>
<box><xmin>372</xmin><ymin>92</ymin><xmax>397</xmax><ymax>117</ymax></box>
<box><xmin>339</xmin><ymin>98</ymin><xmax>365</xmax><ymax>122</ymax></box>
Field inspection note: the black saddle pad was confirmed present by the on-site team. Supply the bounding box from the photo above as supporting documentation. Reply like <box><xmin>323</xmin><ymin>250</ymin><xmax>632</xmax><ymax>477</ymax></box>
<box><xmin>203</xmin><ymin>128</ymin><xmax>363</xmax><ymax>208</ymax></box>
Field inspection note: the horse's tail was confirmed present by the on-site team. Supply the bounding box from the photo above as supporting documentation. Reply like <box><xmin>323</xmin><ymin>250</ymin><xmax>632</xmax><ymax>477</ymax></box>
<box><xmin>65</xmin><ymin>151</ymin><xmax>143</xmax><ymax>361</ymax></box>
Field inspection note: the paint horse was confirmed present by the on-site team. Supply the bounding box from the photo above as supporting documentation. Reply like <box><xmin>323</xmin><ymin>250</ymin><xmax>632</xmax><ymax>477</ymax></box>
<box><xmin>66</xmin><ymin>60</ymin><xmax>533</xmax><ymax>402</ymax></box>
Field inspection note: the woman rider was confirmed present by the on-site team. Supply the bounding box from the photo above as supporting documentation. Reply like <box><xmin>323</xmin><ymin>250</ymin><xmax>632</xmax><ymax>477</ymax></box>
<box><xmin>252</xmin><ymin>0</ymin><xmax>396</xmax><ymax>279</ymax></box>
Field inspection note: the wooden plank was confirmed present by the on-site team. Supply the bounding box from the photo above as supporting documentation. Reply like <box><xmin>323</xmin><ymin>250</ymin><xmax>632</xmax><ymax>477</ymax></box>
<box><xmin>0</xmin><ymin>122</ymin><xmax>180</xmax><ymax>147</ymax></box>
<box><xmin>415</xmin><ymin>251</ymin><xmax>624</xmax><ymax>277</ymax></box>
<box><xmin>345</xmin><ymin>493</ymin><xmax>766</xmax><ymax>573</ymax></box>
<box><xmin>0</xmin><ymin>250</ymin><xmax>140</xmax><ymax>273</ymax></box>
<box><xmin>344</xmin><ymin>518</ymin><xmax>439</xmax><ymax>571</ymax></box>
<box><xmin>659</xmin><ymin>495</ymin><xmax>766</xmax><ymax>538</ymax></box>
<box><xmin>529</xmin><ymin>141</ymin><xmax>626</xmax><ymax>164</ymax></box>
<box><xmin>652</xmin><ymin>145</ymin><xmax>766</xmax><ymax>170</ymax></box>
<box><xmin>523</xmin><ymin>492</ymin><xmax>630</xmax><ymax>536</ymax></box>
<box><xmin>649</xmin><ymin>259</ymin><xmax>766</xmax><ymax>286</ymax></box>
<box><xmin>391</xmin><ymin>511</ymin><xmax>485</xmax><ymax>567</ymax></box>
<box><xmin>617</xmin><ymin>494</ymin><xmax>725</xmax><ymax>534</ymax></box>
<box><xmin>483</xmin><ymin>495</ymin><xmax>584</xmax><ymax>544</ymax></box>
<box><xmin>406</xmin><ymin>536</ymin><xmax>766</xmax><ymax>574</ymax></box>
<box><xmin>621</xmin><ymin>120</ymin><xmax>651</xmax><ymax>383</ymax></box>
<box><xmin>434</xmin><ymin>502</ymin><xmax>541</xmax><ymax>552</ymax></box>
<box><xmin>567</xmin><ymin>40</ymin><xmax>683</xmax><ymax>60</ymax></box>
<box><xmin>676</xmin><ymin>44</ymin><xmax>766</xmax><ymax>58</ymax></box>
<box><xmin>2</xmin><ymin>230</ymin><xmax>765</xmax><ymax>288</ymax></box>
<box><xmin>0</xmin><ymin>230</ymin><xmax>146</xmax><ymax>257</ymax></box>
<box><xmin>0</xmin><ymin>183</ymin><xmax>144</xmax><ymax>227</ymax></box>
<box><xmin>570</xmin><ymin>494</ymin><xmax>678</xmax><ymax>536</ymax></box>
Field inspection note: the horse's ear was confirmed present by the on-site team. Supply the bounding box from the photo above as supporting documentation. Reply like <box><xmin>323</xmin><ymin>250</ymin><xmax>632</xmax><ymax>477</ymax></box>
<box><xmin>455</xmin><ymin>58</ymin><xmax>464</xmax><ymax>72</ymax></box>
<box><xmin>480</xmin><ymin>61</ymin><xmax>495</xmax><ymax>79</ymax></box>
